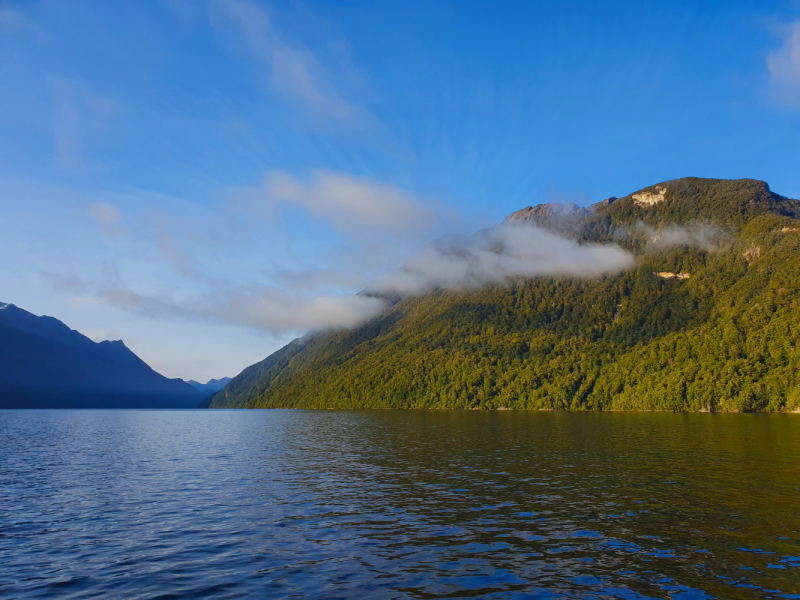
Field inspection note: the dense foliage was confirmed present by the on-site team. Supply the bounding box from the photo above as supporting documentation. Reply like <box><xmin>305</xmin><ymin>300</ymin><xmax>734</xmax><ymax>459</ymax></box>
<box><xmin>211</xmin><ymin>178</ymin><xmax>800</xmax><ymax>412</ymax></box>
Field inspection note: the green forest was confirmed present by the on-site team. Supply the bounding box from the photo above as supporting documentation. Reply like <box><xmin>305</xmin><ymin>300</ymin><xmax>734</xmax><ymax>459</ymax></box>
<box><xmin>211</xmin><ymin>178</ymin><xmax>800</xmax><ymax>412</ymax></box>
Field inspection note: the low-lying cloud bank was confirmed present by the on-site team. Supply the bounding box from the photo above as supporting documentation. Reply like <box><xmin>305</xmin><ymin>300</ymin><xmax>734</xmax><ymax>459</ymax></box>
<box><xmin>370</xmin><ymin>223</ymin><xmax>635</xmax><ymax>296</ymax></box>
<box><xmin>102</xmin><ymin>286</ymin><xmax>386</xmax><ymax>336</ymax></box>
<box><xmin>634</xmin><ymin>222</ymin><xmax>725</xmax><ymax>250</ymax></box>
<box><xmin>96</xmin><ymin>223</ymin><xmax>636</xmax><ymax>335</ymax></box>
<box><xmin>84</xmin><ymin>195</ymin><xmax>726</xmax><ymax>337</ymax></box>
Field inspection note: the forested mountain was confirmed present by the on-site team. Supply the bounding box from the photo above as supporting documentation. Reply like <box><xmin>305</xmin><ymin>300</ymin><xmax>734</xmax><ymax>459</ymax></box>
<box><xmin>211</xmin><ymin>178</ymin><xmax>800</xmax><ymax>412</ymax></box>
<box><xmin>0</xmin><ymin>304</ymin><xmax>202</xmax><ymax>408</ymax></box>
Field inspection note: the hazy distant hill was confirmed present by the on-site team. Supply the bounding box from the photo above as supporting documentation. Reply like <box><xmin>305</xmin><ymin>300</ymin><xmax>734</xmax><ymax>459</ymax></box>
<box><xmin>186</xmin><ymin>377</ymin><xmax>232</xmax><ymax>394</ymax></box>
<box><xmin>210</xmin><ymin>178</ymin><xmax>800</xmax><ymax>412</ymax></box>
<box><xmin>0</xmin><ymin>304</ymin><xmax>202</xmax><ymax>409</ymax></box>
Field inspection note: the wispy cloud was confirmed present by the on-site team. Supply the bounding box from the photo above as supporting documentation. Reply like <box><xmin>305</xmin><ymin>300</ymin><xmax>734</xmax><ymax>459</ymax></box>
<box><xmin>260</xmin><ymin>170</ymin><xmax>443</xmax><ymax>240</ymax></box>
<box><xmin>212</xmin><ymin>0</ymin><xmax>370</xmax><ymax>125</ymax></box>
<box><xmin>0</xmin><ymin>4</ymin><xmax>46</xmax><ymax>40</ymax></box>
<box><xmin>95</xmin><ymin>221</ymin><xmax>637</xmax><ymax>335</ymax></box>
<box><xmin>51</xmin><ymin>78</ymin><xmax>120</xmax><ymax>167</ymax></box>
<box><xmin>0</xmin><ymin>6</ymin><xmax>24</xmax><ymax>29</ymax></box>
<box><xmin>75</xmin><ymin>178</ymin><xmax>636</xmax><ymax>336</ymax></box>
<box><xmin>88</xmin><ymin>202</ymin><xmax>123</xmax><ymax>226</ymax></box>
<box><xmin>46</xmin><ymin>273</ymin><xmax>91</xmax><ymax>294</ymax></box>
<box><xmin>88</xmin><ymin>202</ymin><xmax>127</xmax><ymax>238</ymax></box>
<box><xmin>634</xmin><ymin>222</ymin><xmax>726</xmax><ymax>250</ymax></box>
<box><xmin>265</xmin><ymin>267</ymin><xmax>368</xmax><ymax>294</ymax></box>
<box><xmin>74</xmin><ymin>173</ymin><xmax>449</xmax><ymax>334</ymax></box>
<box><xmin>767</xmin><ymin>19</ymin><xmax>800</xmax><ymax>107</ymax></box>
<box><xmin>101</xmin><ymin>285</ymin><xmax>386</xmax><ymax>335</ymax></box>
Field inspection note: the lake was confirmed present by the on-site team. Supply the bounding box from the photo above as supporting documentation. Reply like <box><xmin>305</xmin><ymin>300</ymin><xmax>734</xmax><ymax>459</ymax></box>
<box><xmin>1</xmin><ymin>410</ymin><xmax>799</xmax><ymax>599</ymax></box>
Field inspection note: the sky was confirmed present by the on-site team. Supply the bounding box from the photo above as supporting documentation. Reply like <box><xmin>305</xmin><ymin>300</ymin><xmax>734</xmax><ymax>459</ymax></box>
<box><xmin>1</xmin><ymin>0</ymin><xmax>799</xmax><ymax>382</ymax></box>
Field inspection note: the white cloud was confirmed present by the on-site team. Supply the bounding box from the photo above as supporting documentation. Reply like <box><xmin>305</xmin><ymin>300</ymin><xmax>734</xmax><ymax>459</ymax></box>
<box><xmin>102</xmin><ymin>285</ymin><xmax>386</xmax><ymax>335</ymax></box>
<box><xmin>370</xmin><ymin>222</ymin><xmax>636</xmax><ymax>296</ymax></box>
<box><xmin>50</xmin><ymin>78</ymin><xmax>121</xmax><ymax>167</ymax></box>
<box><xmin>76</xmin><ymin>188</ymin><xmax>637</xmax><ymax>336</ymax></box>
<box><xmin>262</xmin><ymin>170</ymin><xmax>442</xmax><ymax>240</ymax></box>
<box><xmin>217</xmin><ymin>290</ymin><xmax>385</xmax><ymax>333</ymax></box>
<box><xmin>767</xmin><ymin>19</ymin><xmax>800</xmax><ymax>106</ymax></box>
<box><xmin>0</xmin><ymin>8</ymin><xmax>24</xmax><ymax>29</ymax></box>
<box><xmin>98</xmin><ymin>222</ymin><xmax>637</xmax><ymax>334</ymax></box>
<box><xmin>75</xmin><ymin>173</ymin><xmax>454</xmax><ymax>335</ymax></box>
<box><xmin>154</xmin><ymin>236</ymin><xmax>195</xmax><ymax>278</ymax></box>
<box><xmin>214</xmin><ymin>0</ymin><xmax>366</xmax><ymax>123</ymax></box>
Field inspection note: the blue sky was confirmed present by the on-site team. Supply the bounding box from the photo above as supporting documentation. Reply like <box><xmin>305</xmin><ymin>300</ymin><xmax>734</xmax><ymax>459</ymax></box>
<box><xmin>1</xmin><ymin>0</ymin><xmax>799</xmax><ymax>381</ymax></box>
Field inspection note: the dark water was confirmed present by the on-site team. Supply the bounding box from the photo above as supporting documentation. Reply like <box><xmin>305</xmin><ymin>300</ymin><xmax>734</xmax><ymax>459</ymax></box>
<box><xmin>1</xmin><ymin>411</ymin><xmax>799</xmax><ymax>599</ymax></box>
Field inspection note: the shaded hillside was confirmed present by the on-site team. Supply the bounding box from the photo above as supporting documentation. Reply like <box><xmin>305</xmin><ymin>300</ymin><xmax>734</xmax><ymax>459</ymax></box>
<box><xmin>209</xmin><ymin>337</ymin><xmax>309</xmax><ymax>408</ymax></box>
<box><xmin>211</xmin><ymin>178</ymin><xmax>800</xmax><ymax>412</ymax></box>
<box><xmin>0</xmin><ymin>304</ymin><xmax>202</xmax><ymax>409</ymax></box>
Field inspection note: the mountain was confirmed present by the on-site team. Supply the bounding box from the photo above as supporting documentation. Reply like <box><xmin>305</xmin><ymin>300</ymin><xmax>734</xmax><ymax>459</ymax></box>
<box><xmin>186</xmin><ymin>377</ymin><xmax>232</xmax><ymax>394</ymax></box>
<box><xmin>210</xmin><ymin>177</ymin><xmax>800</xmax><ymax>413</ymax></box>
<box><xmin>504</xmin><ymin>202</ymin><xmax>590</xmax><ymax>222</ymax></box>
<box><xmin>0</xmin><ymin>304</ymin><xmax>203</xmax><ymax>409</ymax></box>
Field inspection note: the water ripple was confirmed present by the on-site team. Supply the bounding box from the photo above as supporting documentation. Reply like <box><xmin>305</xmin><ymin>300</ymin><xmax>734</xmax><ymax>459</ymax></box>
<box><xmin>1</xmin><ymin>410</ymin><xmax>799</xmax><ymax>598</ymax></box>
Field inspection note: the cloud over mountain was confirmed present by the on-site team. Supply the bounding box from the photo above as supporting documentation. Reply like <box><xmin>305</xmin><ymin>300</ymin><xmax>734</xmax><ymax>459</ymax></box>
<box><xmin>371</xmin><ymin>223</ymin><xmax>635</xmax><ymax>296</ymax></box>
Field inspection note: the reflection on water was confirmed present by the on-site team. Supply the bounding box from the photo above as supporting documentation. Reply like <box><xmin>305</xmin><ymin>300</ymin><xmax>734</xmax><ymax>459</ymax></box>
<box><xmin>1</xmin><ymin>410</ymin><xmax>799</xmax><ymax>599</ymax></box>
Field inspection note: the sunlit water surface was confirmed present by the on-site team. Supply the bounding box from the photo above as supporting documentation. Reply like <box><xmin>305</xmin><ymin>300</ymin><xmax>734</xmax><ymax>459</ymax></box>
<box><xmin>1</xmin><ymin>410</ymin><xmax>799</xmax><ymax>599</ymax></box>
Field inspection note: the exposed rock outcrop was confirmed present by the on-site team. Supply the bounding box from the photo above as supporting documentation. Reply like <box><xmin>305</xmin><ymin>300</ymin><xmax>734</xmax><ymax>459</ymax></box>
<box><xmin>743</xmin><ymin>245</ymin><xmax>761</xmax><ymax>263</ymax></box>
<box><xmin>654</xmin><ymin>272</ymin><xmax>691</xmax><ymax>280</ymax></box>
<box><xmin>633</xmin><ymin>186</ymin><xmax>668</xmax><ymax>207</ymax></box>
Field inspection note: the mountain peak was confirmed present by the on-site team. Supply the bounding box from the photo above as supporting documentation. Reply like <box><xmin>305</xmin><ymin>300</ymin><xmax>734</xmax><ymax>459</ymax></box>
<box><xmin>98</xmin><ymin>339</ymin><xmax>127</xmax><ymax>347</ymax></box>
<box><xmin>504</xmin><ymin>178</ymin><xmax>798</xmax><ymax>231</ymax></box>
<box><xmin>589</xmin><ymin>197</ymin><xmax>618</xmax><ymax>211</ymax></box>
<box><xmin>504</xmin><ymin>202</ymin><xmax>590</xmax><ymax>224</ymax></box>
<box><xmin>0</xmin><ymin>303</ymin><xmax>201</xmax><ymax>408</ymax></box>
<box><xmin>187</xmin><ymin>377</ymin><xmax>232</xmax><ymax>394</ymax></box>
<box><xmin>602</xmin><ymin>177</ymin><xmax>799</xmax><ymax>224</ymax></box>
<box><xmin>0</xmin><ymin>302</ymin><xmax>85</xmax><ymax>345</ymax></box>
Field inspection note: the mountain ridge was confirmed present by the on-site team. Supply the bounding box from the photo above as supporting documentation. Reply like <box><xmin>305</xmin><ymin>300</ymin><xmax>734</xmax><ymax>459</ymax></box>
<box><xmin>0</xmin><ymin>304</ymin><xmax>202</xmax><ymax>409</ymax></box>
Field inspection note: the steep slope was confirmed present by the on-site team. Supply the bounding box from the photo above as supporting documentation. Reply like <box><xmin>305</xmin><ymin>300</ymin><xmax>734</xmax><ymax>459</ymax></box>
<box><xmin>211</xmin><ymin>178</ymin><xmax>800</xmax><ymax>412</ymax></box>
<box><xmin>209</xmin><ymin>336</ymin><xmax>313</xmax><ymax>408</ymax></box>
<box><xmin>0</xmin><ymin>304</ymin><xmax>202</xmax><ymax>409</ymax></box>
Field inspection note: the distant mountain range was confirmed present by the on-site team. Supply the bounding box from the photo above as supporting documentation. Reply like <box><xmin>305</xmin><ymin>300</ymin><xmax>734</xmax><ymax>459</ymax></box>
<box><xmin>210</xmin><ymin>177</ymin><xmax>800</xmax><ymax>413</ymax></box>
<box><xmin>0</xmin><ymin>303</ymin><xmax>203</xmax><ymax>409</ymax></box>
<box><xmin>186</xmin><ymin>378</ymin><xmax>231</xmax><ymax>394</ymax></box>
